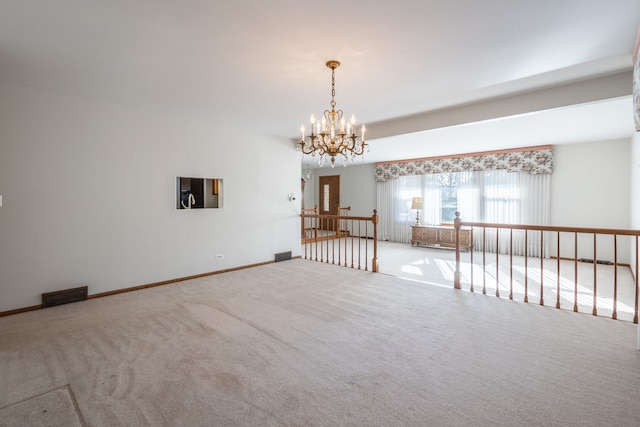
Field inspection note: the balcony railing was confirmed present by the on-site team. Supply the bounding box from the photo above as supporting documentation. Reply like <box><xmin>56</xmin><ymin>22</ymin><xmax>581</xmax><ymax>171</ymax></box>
<box><xmin>301</xmin><ymin>210</ymin><xmax>379</xmax><ymax>272</ymax></box>
<box><xmin>453</xmin><ymin>212</ymin><xmax>640</xmax><ymax>324</ymax></box>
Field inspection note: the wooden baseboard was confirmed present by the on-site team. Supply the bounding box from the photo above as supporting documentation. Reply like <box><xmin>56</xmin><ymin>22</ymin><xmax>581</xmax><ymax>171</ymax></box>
<box><xmin>0</xmin><ymin>257</ymin><xmax>301</xmax><ymax>318</ymax></box>
<box><xmin>88</xmin><ymin>260</ymin><xmax>284</xmax><ymax>300</ymax></box>
<box><xmin>0</xmin><ymin>305</ymin><xmax>42</xmax><ymax>318</ymax></box>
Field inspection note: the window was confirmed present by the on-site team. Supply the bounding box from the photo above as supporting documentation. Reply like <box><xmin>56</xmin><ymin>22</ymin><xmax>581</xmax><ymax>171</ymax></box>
<box><xmin>438</xmin><ymin>173</ymin><xmax>458</xmax><ymax>223</ymax></box>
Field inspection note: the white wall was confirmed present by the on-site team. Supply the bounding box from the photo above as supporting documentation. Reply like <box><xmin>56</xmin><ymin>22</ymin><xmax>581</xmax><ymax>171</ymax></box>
<box><xmin>551</xmin><ymin>139</ymin><xmax>630</xmax><ymax>228</ymax></box>
<box><xmin>632</xmin><ymin>133</ymin><xmax>640</xmax><ymax>230</ymax></box>
<box><xmin>0</xmin><ymin>82</ymin><xmax>301</xmax><ymax>312</ymax></box>
<box><xmin>551</xmin><ymin>139</ymin><xmax>631</xmax><ymax>262</ymax></box>
<box><xmin>631</xmin><ymin>132</ymin><xmax>640</xmax><ymax>348</ymax></box>
<box><xmin>631</xmin><ymin>132</ymin><xmax>640</xmax><ymax>276</ymax></box>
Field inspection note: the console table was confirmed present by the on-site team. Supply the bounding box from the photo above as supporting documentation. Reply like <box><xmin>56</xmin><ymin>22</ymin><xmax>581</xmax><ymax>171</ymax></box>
<box><xmin>411</xmin><ymin>225</ymin><xmax>473</xmax><ymax>251</ymax></box>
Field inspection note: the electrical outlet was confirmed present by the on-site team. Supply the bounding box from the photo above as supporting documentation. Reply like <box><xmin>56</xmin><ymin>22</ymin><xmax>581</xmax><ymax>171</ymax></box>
<box><xmin>216</xmin><ymin>254</ymin><xmax>223</xmax><ymax>259</ymax></box>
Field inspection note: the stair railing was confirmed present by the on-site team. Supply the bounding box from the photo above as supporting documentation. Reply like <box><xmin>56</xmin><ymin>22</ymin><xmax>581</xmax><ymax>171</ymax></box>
<box><xmin>301</xmin><ymin>209</ymin><xmax>378</xmax><ymax>272</ymax></box>
<box><xmin>454</xmin><ymin>212</ymin><xmax>640</xmax><ymax>323</ymax></box>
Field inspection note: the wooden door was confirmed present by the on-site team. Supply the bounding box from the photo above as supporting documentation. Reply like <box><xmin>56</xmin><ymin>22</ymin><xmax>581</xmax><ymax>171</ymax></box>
<box><xmin>319</xmin><ymin>175</ymin><xmax>340</xmax><ymax>231</ymax></box>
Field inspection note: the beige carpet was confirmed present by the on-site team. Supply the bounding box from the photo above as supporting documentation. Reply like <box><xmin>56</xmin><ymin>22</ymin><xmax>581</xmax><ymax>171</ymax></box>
<box><xmin>1</xmin><ymin>259</ymin><xmax>639</xmax><ymax>426</ymax></box>
<box><xmin>0</xmin><ymin>386</ymin><xmax>84</xmax><ymax>427</ymax></box>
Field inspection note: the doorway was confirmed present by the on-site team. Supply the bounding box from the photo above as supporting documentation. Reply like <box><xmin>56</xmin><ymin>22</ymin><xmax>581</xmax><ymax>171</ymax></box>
<box><xmin>319</xmin><ymin>175</ymin><xmax>340</xmax><ymax>231</ymax></box>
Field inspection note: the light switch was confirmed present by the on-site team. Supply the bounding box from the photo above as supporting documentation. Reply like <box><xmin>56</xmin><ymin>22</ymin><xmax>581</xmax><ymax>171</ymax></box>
<box><xmin>0</xmin><ymin>195</ymin><xmax>2</xmax><ymax>207</ymax></box>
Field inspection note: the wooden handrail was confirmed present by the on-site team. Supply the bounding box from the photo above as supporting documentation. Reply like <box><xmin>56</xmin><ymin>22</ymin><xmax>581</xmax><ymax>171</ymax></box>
<box><xmin>301</xmin><ymin>205</ymin><xmax>318</xmax><ymax>238</ymax></box>
<box><xmin>453</xmin><ymin>212</ymin><xmax>640</xmax><ymax>324</ymax></box>
<box><xmin>457</xmin><ymin>220</ymin><xmax>640</xmax><ymax>236</ymax></box>
<box><xmin>301</xmin><ymin>209</ymin><xmax>378</xmax><ymax>273</ymax></box>
<box><xmin>302</xmin><ymin>213</ymin><xmax>375</xmax><ymax>222</ymax></box>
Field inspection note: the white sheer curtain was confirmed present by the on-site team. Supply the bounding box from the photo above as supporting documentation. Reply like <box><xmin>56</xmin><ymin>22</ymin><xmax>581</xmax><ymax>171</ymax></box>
<box><xmin>456</xmin><ymin>171</ymin><xmax>481</xmax><ymax>223</ymax></box>
<box><xmin>376</xmin><ymin>174</ymin><xmax>442</xmax><ymax>243</ymax></box>
<box><xmin>377</xmin><ymin>170</ymin><xmax>550</xmax><ymax>254</ymax></box>
<box><xmin>376</xmin><ymin>176</ymin><xmax>418</xmax><ymax>243</ymax></box>
<box><xmin>421</xmin><ymin>174</ymin><xmax>441</xmax><ymax>226</ymax></box>
<box><xmin>477</xmin><ymin>171</ymin><xmax>550</xmax><ymax>256</ymax></box>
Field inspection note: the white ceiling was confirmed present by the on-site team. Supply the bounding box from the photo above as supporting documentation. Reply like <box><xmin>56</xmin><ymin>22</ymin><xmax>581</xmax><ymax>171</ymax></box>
<box><xmin>0</xmin><ymin>1</ymin><xmax>638</xmax><ymax>165</ymax></box>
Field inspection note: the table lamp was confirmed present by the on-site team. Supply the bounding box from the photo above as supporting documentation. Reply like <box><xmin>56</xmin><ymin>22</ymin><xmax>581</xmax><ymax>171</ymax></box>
<box><xmin>411</xmin><ymin>197</ymin><xmax>423</xmax><ymax>226</ymax></box>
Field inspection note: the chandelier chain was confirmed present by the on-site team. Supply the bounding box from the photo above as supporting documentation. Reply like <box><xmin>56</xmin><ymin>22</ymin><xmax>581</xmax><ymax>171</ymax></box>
<box><xmin>330</xmin><ymin>68</ymin><xmax>336</xmax><ymax>111</ymax></box>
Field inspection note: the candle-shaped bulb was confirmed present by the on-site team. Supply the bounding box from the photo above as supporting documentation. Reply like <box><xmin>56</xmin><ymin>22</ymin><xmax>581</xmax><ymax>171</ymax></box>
<box><xmin>350</xmin><ymin>114</ymin><xmax>356</xmax><ymax>125</ymax></box>
<box><xmin>361</xmin><ymin>124</ymin><xmax>366</xmax><ymax>140</ymax></box>
<box><xmin>340</xmin><ymin>117</ymin><xmax>345</xmax><ymax>133</ymax></box>
<box><xmin>310</xmin><ymin>114</ymin><xmax>315</xmax><ymax>125</ymax></box>
<box><xmin>300</xmin><ymin>124</ymin><xmax>305</xmax><ymax>139</ymax></box>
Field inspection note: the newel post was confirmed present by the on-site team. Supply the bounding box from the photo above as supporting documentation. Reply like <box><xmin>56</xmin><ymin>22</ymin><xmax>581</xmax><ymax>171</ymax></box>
<box><xmin>372</xmin><ymin>209</ymin><xmax>379</xmax><ymax>273</ymax></box>
<box><xmin>454</xmin><ymin>211</ymin><xmax>462</xmax><ymax>289</ymax></box>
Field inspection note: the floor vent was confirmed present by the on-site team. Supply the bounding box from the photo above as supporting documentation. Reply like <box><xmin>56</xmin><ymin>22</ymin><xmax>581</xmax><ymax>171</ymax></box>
<box><xmin>275</xmin><ymin>251</ymin><xmax>292</xmax><ymax>262</ymax></box>
<box><xmin>578</xmin><ymin>258</ymin><xmax>613</xmax><ymax>265</ymax></box>
<box><xmin>42</xmin><ymin>286</ymin><xmax>88</xmax><ymax>308</ymax></box>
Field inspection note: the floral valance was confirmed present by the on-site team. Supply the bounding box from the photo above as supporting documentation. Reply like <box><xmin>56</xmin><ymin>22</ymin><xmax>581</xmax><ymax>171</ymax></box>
<box><xmin>375</xmin><ymin>146</ymin><xmax>553</xmax><ymax>182</ymax></box>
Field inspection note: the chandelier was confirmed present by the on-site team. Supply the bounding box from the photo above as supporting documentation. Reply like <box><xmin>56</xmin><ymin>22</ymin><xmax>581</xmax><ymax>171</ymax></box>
<box><xmin>298</xmin><ymin>60</ymin><xmax>367</xmax><ymax>167</ymax></box>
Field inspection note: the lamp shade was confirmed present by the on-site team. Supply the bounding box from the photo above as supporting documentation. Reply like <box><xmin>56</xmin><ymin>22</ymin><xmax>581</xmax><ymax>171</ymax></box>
<box><xmin>411</xmin><ymin>197</ymin><xmax>423</xmax><ymax>209</ymax></box>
